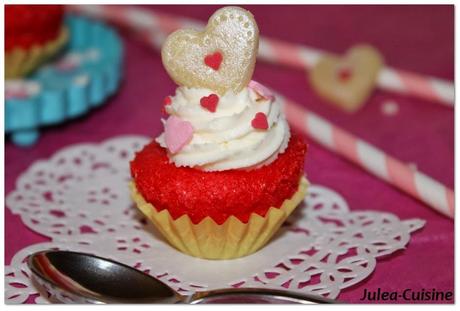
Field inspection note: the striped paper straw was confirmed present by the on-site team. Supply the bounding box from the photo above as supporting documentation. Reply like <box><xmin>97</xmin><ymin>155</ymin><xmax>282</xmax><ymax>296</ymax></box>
<box><xmin>69</xmin><ymin>5</ymin><xmax>454</xmax><ymax>106</ymax></box>
<box><xmin>279</xmin><ymin>93</ymin><xmax>454</xmax><ymax>218</ymax></box>
<box><xmin>259</xmin><ymin>38</ymin><xmax>454</xmax><ymax>106</ymax></box>
<box><xmin>70</xmin><ymin>5</ymin><xmax>454</xmax><ymax>218</ymax></box>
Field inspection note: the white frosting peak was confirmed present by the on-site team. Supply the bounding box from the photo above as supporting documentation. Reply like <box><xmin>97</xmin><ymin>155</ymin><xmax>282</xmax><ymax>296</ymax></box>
<box><xmin>156</xmin><ymin>86</ymin><xmax>290</xmax><ymax>171</ymax></box>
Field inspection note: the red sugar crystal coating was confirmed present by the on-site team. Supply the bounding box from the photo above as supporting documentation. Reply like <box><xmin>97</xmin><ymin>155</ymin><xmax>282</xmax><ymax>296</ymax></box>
<box><xmin>130</xmin><ymin>132</ymin><xmax>307</xmax><ymax>225</ymax></box>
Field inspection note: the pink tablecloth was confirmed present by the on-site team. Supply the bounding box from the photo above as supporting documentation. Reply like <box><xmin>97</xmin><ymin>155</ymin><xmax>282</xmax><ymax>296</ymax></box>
<box><xmin>5</xmin><ymin>5</ymin><xmax>454</xmax><ymax>303</ymax></box>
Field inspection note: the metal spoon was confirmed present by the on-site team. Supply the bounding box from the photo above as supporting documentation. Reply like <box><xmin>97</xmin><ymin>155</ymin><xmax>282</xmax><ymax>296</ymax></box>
<box><xmin>28</xmin><ymin>250</ymin><xmax>334</xmax><ymax>304</ymax></box>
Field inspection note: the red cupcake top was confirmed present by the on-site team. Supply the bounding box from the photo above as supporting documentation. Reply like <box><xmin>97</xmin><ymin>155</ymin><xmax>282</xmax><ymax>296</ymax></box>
<box><xmin>131</xmin><ymin>132</ymin><xmax>307</xmax><ymax>225</ymax></box>
<box><xmin>5</xmin><ymin>5</ymin><xmax>65</xmax><ymax>51</ymax></box>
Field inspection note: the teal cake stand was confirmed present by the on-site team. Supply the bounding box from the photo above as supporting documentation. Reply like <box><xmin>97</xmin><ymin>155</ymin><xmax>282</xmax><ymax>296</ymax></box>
<box><xmin>5</xmin><ymin>14</ymin><xmax>123</xmax><ymax>147</ymax></box>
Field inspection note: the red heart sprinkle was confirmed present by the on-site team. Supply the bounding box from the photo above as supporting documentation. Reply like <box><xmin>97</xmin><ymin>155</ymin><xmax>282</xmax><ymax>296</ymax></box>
<box><xmin>162</xmin><ymin>96</ymin><xmax>172</xmax><ymax>114</ymax></box>
<box><xmin>204</xmin><ymin>51</ymin><xmax>223</xmax><ymax>70</ymax></box>
<box><xmin>251</xmin><ymin>112</ymin><xmax>269</xmax><ymax>130</ymax></box>
<box><xmin>338</xmin><ymin>67</ymin><xmax>353</xmax><ymax>82</ymax></box>
<box><xmin>200</xmin><ymin>94</ymin><xmax>219</xmax><ymax>112</ymax></box>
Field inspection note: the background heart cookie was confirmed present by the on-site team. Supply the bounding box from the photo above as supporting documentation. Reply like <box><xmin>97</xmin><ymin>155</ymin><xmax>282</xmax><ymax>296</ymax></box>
<box><xmin>161</xmin><ymin>6</ymin><xmax>259</xmax><ymax>95</ymax></box>
<box><xmin>310</xmin><ymin>44</ymin><xmax>384</xmax><ymax>112</ymax></box>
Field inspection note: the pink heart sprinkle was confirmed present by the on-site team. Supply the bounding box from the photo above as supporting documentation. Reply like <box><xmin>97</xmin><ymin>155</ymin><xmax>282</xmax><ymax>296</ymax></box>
<box><xmin>249</xmin><ymin>80</ymin><xmax>275</xmax><ymax>101</ymax></box>
<box><xmin>165</xmin><ymin>116</ymin><xmax>194</xmax><ymax>154</ymax></box>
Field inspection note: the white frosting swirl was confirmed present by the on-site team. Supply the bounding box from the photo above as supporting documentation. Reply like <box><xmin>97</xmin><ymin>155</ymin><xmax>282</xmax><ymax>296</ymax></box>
<box><xmin>156</xmin><ymin>86</ymin><xmax>290</xmax><ymax>171</ymax></box>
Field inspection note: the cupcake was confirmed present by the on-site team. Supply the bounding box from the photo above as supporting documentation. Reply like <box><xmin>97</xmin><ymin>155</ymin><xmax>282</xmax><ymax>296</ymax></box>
<box><xmin>5</xmin><ymin>5</ymin><xmax>68</xmax><ymax>79</ymax></box>
<box><xmin>130</xmin><ymin>6</ymin><xmax>308</xmax><ymax>259</ymax></box>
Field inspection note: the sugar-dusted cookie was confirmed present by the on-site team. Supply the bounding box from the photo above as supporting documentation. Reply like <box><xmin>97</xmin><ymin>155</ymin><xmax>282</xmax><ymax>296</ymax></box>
<box><xmin>309</xmin><ymin>44</ymin><xmax>384</xmax><ymax>112</ymax></box>
<box><xmin>161</xmin><ymin>6</ymin><xmax>259</xmax><ymax>95</ymax></box>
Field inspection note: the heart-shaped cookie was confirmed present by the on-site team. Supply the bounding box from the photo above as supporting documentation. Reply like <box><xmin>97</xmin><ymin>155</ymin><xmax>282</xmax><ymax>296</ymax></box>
<box><xmin>161</xmin><ymin>6</ymin><xmax>259</xmax><ymax>95</ymax></box>
<box><xmin>309</xmin><ymin>44</ymin><xmax>384</xmax><ymax>112</ymax></box>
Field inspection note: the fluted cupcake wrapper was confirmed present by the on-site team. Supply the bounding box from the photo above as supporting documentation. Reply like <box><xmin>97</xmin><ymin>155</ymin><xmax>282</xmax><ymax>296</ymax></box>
<box><xmin>129</xmin><ymin>176</ymin><xmax>308</xmax><ymax>260</ymax></box>
<box><xmin>5</xmin><ymin>27</ymin><xmax>68</xmax><ymax>79</ymax></box>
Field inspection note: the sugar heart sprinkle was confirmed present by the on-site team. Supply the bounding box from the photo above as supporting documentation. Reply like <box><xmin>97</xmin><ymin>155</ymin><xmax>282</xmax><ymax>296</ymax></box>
<box><xmin>162</xmin><ymin>96</ymin><xmax>172</xmax><ymax>114</ymax></box>
<box><xmin>164</xmin><ymin>116</ymin><xmax>194</xmax><ymax>154</ymax></box>
<box><xmin>248</xmin><ymin>80</ymin><xmax>275</xmax><ymax>101</ymax></box>
<box><xmin>338</xmin><ymin>67</ymin><xmax>353</xmax><ymax>82</ymax></box>
<box><xmin>251</xmin><ymin>112</ymin><xmax>269</xmax><ymax>130</ymax></box>
<box><xmin>200</xmin><ymin>94</ymin><xmax>219</xmax><ymax>112</ymax></box>
<box><xmin>204</xmin><ymin>51</ymin><xmax>223</xmax><ymax>71</ymax></box>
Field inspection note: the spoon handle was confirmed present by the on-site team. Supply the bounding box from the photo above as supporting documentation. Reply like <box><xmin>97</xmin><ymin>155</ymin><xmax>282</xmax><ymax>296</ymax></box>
<box><xmin>188</xmin><ymin>287</ymin><xmax>336</xmax><ymax>304</ymax></box>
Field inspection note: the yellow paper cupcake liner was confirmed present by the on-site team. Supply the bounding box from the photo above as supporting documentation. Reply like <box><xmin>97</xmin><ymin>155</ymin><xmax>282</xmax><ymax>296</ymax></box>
<box><xmin>130</xmin><ymin>176</ymin><xmax>308</xmax><ymax>260</ymax></box>
<box><xmin>5</xmin><ymin>27</ymin><xmax>68</xmax><ymax>79</ymax></box>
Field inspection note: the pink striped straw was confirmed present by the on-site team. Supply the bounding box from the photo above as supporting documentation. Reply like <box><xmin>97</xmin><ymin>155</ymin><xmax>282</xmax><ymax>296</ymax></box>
<box><xmin>69</xmin><ymin>5</ymin><xmax>454</xmax><ymax>106</ymax></box>
<box><xmin>279</xmin><ymin>93</ymin><xmax>454</xmax><ymax>218</ymax></box>
<box><xmin>259</xmin><ymin>38</ymin><xmax>454</xmax><ymax>106</ymax></box>
<box><xmin>70</xmin><ymin>5</ymin><xmax>454</xmax><ymax>218</ymax></box>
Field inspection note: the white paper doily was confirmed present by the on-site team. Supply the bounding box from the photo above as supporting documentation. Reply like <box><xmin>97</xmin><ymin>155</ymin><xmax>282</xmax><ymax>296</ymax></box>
<box><xmin>5</xmin><ymin>135</ymin><xmax>425</xmax><ymax>304</ymax></box>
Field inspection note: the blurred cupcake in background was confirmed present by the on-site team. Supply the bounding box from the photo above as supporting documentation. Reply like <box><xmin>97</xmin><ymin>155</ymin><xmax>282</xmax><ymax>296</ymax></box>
<box><xmin>5</xmin><ymin>5</ymin><xmax>68</xmax><ymax>79</ymax></box>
